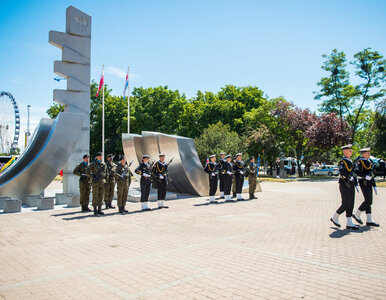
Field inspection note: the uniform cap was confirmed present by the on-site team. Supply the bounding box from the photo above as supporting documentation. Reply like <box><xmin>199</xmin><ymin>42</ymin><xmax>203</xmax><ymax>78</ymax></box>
<box><xmin>83</xmin><ymin>154</ymin><xmax>89</xmax><ymax>159</ymax></box>
<box><xmin>249</xmin><ymin>156</ymin><xmax>255</xmax><ymax>161</ymax></box>
<box><xmin>142</xmin><ymin>154</ymin><xmax>150</xmax><ymax>159</ymax></box>
<box><xmin>96</xmin><ymin>152</ymin><xmax>102</xmax><ymax>157</ymax></box>
<box><xmin>159</xmin><ymin>153</ymin><xmax>166</xmax><ymax>157</ymax></box>
<box><xmin>236</xmin><ymin>153</ymin><xmax>242</xmax><ymax>156</ymax></box>
<box><xmin>119</xmin><ymin>155</ymin><xmax>125</xmax><ymax>161</ymax></box>
<box><xmin>220</xmin><ymin>152</ymin><xmax>226</xmax><ymax>155</ymax></box>
<box><xmin>225</xmin><ymin>154</ymin><xmax>231</xmax><ymax>158</ymax></box>
<box><xmin>360</xmin><ymin>147</ymin><xmax>371</xmax><ymax>152</ymax></box>
<box><xmin>106</xmin><ymin>153</ymin><xmax>114</xmax><ymax>158</ymax></box>
<box><xmin>209</xmin><ymin>154</ymin><xmax>216</xmax><ymax>158</ymax></box>
<box><xmin>341</xmin><ymin>144</ymin><xmax>352</xmax><ymax>150</ymax></box>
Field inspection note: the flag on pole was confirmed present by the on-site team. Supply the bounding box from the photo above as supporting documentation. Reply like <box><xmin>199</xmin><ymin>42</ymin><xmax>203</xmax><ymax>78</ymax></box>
<box><xmin>96</xmin><ymin>66</ymin><xmax>104</xmax><ymax>97</ymax></box>
<box><xmin>123</xmin><ymin>67</ymin><xmax>129</xmax><ymax>100</ymax></box>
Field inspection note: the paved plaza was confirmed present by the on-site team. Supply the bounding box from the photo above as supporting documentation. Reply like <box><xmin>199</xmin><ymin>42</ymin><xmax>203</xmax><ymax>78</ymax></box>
<box><xmin>0</xmin><ymin>180</ymin><xmax>385</xmax><ymax>299</ymax></box>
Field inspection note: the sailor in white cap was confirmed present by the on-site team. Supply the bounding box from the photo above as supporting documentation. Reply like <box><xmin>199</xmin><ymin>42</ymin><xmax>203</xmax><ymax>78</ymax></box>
<box><xmin>218</xmin><ymin>152</ymin><xmax>226</xmax><ymax>199</ymax></box>
<box><xmin>135</xmin><ymin>155</ymin><xmax>152</xmax><ymax>211</ymax></box>
<box><xmin>152</xmin><ymin>153</ymin><xmax>169</xmax><ymax>209</ymax></box>
<box><xmin>330</xmin><ymin>144</ymin><xmax>360</xmax><ymax>230</ymax></box>
<box><xmin>353</xmin><ymin>147</ymin><xmax>379</xmax><ymax>227</ymax></box>
<box><xmin>233</xmin><ymin>153</ymin><xmax>246</xmax><ymax>201</ymax></box>
<box><xmin>222</xmin><ymin>154</ymin><xmax>234</xmax><ymax>202</ymax></box>
<box><xmin>204</xmin><ymin>154</ymin><xmax>219</xmax><ymax>203</ymax></box>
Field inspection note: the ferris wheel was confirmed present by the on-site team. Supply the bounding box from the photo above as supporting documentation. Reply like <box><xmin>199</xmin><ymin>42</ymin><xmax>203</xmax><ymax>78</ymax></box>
<box><xmin>0</xmin><ymin>92</ymin><xmax>20</xmax><ymax>154</ymax></box>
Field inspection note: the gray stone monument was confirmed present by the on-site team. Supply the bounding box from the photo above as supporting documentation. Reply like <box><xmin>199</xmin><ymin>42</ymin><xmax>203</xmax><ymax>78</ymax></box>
<box><xmin>49</xmin><ymin>6</ymin><xmax>91</xmax><ymax>195</ymax></box>
<box><xmin>0</xmin><ymin>196</ymin><xmax>11</xmax><ymax>210</ymax></box>
<box><xmin>4</xmin><ymin>199</ymin><xmax>21</xmax><ymax>213</ymax></box>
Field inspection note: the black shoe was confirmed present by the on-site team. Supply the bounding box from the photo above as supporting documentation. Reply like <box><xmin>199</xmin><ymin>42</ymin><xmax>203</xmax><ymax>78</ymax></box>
<box><xmin>353</xmin><ymin>215</ymin><xmax>363</xmax><ymax>225</ymax></box>
<box><xmin>98</xmin><ymin>206</ymin><xmax>105</xmax><ymax>215</ymax></box>
<box><xmin>85</xmin><ymin>205</ymin><xmax>91</xmax><ymax>212</ymax></box>
<box><xmin>232</xmin><ymin>193</ymin><xmax>236</xmax><ymax>198</ymax></box>
<box><xmin>252</xmin><ymin>194</ymin><xmax>257</xmax><ymax>199</ymax></box>
<box><xmin>143</xmin><ymin>208</ymin><xmax>151</xmax><ymax>211</ymax></box>
<box><xmin>162</xmin><ymin>205</ymin><xmax>169</xmax><ymax>209</ymax></box>
<box><xmin>118</xmin><ymin>206</ymin><xmax>123</xmax><ymax>213</ymax></box>
<box><xmin>366</xmin><ymin>222</ymin><xmax>380</xmax><ymax>227</ymax></box>
<box><xmin>220</xmin><ymin>196</ymin><xmax>225</xmax><ymax>199</ymax></box>
<box><xmin>330</xmin><ymin>218</ymin><xmax>341</xmax><ymax>228</ymax></box>
<box><xmin>210</xmin><ymin>201</ymin><xmax>218</xmax><ymax>204</ymax></box>
<box><xmin>238</xmin><ymin>198</ymin><xmax>246</xmax><ymax>201</ymax></box>
<box><xmin>346</xmin><ymin>225</ymin><xmax>359</xmax><ymax>230</ymax></box>
<box><xmin>81</xmin><ymin>205</ymin><xmax>86</xmax><ymax>212</ymax></box>
<box><xmin>94</xmin><ymin>207</ymin><xmax>98</xmax><ymax>216</ymax></box>
<box><xmin>109</xmin><ymin>202</ymin><xmax>115</xmax><ymax>209</ymax></box>
<box><xmin>122</xmin><ymin>206</ymin><xmax>128</xmax><ymax>213</ymax></box>
<box><xmin>158</xmin><ymin>206</ymin><xmax>163</xmax><ymax>209</ymax></box>
<box><xmin>105</xmin><ymin>203</ymin><xmax>109</xmax><ymax>209</ymax></box>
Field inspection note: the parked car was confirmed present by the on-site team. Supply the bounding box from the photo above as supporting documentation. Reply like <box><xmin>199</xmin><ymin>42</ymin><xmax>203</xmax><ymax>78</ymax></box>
<box><xmin>310</xmin><ymin>165</ymin><xmax>339</xmax><ymax>176</ymax></box>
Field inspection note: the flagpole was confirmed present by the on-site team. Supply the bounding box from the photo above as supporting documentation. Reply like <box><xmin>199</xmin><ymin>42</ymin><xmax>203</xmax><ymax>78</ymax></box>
<box><xmin>102</xmin><ymin>65</ymin><xmax>105</xmax><ymax>161</ymax></box>
<box><xmin>127</xmin><ymin>66</ymin><xmax>130</xmax><ymax>134</ymax></box>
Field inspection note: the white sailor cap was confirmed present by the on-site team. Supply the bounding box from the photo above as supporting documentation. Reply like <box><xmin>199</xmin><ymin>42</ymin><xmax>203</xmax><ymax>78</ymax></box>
<box><xmin>225</xmin><ymin>154</ymin><xmax>232</xmax><ymax>158</ymax></box>
<box><xmin>236</xmin><ymin>153</ymin><xmax>242</xmax><ymax>156</ymax></box>
<box><xmin>209</xmin><ymin>154</ymin><xmax>216</xmax><ymax>158</ymax></box>
<box><xmin>142</xmin><ymin>154</ymin><xmax>150</xmax><ymax>159</ymax></box>
<box><xmin>341</xmin><ymin>144</ymin><xmax>352</xmax><ymax>150</ymax></box>
<box><xmin>159</xmin><ymin>153</ymin><xmax>166</xmax><ymax>157</ymax></box>
<box><xmin>360</xmin><ymin>147</ymin><xmax>371</xmax><ymax>152</ymax></box>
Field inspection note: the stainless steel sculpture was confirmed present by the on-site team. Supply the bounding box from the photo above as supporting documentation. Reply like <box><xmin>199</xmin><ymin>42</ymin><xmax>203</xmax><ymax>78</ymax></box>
<box><xmin>122</xmin><ymin>132</ymin><xmax>209</xmax><ymax>196</ymax></box>
<box><xmin>0</xmin><ymin>113</ymin><xmax>82</xmax><ymax>200</ymax></box>
<box><xmin>0</xmin><ymin>6</ymin><xmax>89</xmax><ymax>201</ymax></box>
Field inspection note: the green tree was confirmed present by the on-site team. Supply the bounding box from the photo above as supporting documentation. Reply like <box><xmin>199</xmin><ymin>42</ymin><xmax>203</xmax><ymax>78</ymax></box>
<box><xmin>194</xmin><ymin>121</ymin><xmax>247</xmax><ymax>165</ymax></box>
<box><xmin>370</xmin><ymin>101</ymin><xmax>386</xmax><ymax>157</ymax></box>
<box><xmin>46</xmin><ymin>102</ymin><xmax>64</xmax><ymax>119</ymax></box>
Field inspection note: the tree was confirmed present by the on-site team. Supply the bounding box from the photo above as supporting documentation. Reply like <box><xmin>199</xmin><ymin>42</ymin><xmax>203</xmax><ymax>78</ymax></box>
<box><xmin>315</xmin><ymin>48</ymin><xmax>385</xmax><ymax>144</ymax></box>
<box><xmin>46</xmin><ymin>102</ymin><xmax>64</xmax><ymax>119</ymax></box>
<box><xmin>194</xmin><ymin>121</ymin><xmax>247</xmax><ymax>166</ymax></box>
<box><xmin>370</xmin><ymin>100</ymin><xmax>386</xmax><ymax>157</ymax></box>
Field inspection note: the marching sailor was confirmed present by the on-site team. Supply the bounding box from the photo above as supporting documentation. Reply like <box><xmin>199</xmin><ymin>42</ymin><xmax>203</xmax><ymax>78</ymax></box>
<box><xmin>204</xmin><ymin>154</ymin><xmax>218</xmax><ymax>203</ymax></box>
<box><xmin>246</xmin><ymin>156</ymin><xmax>258</xmax><ymax>200</ymax></box>
<box><xmin>353</xmin><ymin>147</ymin><xmax>379</xmax><ymax>227</ymax></box>
<box><xmin>330</xmin><ymin>144</ymin><xmax>359</xmax><ymax>230</ymax></box>
<box><xmin>233</xmin><ymin>153</ymin><xmax>246</xmax><ymax>201</ymax></box>
<box><xmin>135</xmin><ymin>155</ymin><xmax>152</xmax><ymax>211</ymax></box>
<box><xmin>218</xmin><ymin>152</ymin><xmax>226</xmax><ymax>199</ymax></box>
<box><xmin>115</xmin><ymin>155</ymin><xmax>132</xmax><ymax>213</ymax></box>
<box><xmin>222</xmin><ymin>154</ymin><xmax>234</xmax><ymax>202</ymax></box>
<box><xmin>152</xmin><ymin>153</ymin><xmax>169</xmax><ymax>209</ymax></box>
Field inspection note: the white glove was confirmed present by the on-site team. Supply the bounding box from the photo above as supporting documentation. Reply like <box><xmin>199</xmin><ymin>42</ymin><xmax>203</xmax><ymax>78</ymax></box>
<box><xmin>211</xmin><ymin>172</ymin><xmax>215</xmax><ymax>176</ymax></box>
<box><xmin>240</xmin><ymin>171</ymin><xmax>244</xmax><ymax>175</ymax></box>
<box><xmin>365</xmin><ymin>175</ymin><xmax>372</xmax><ymax>181</ymax></box>
<box><xmin>143</xmin><ymin>173</ymin><xmax>151</xmax><ymax>178</ymax></box>
<box><xmin>355</xmin><ymin>186</ymin><xmax>359</xmax><ymax>193</ymax></box>
<box><xmin>349</xmin><ymin>176</ymin><xmax>354</xmax><ymax>181</ymax></box>
<box><xmin>159</xmin><ymin>175</ymin><xmax>164</xmax><ymax>179</ymax></box>
<box><xmin>227</xmin><ymin>171</ymin><xmax>232</xmax><ymax>175</ymax></box>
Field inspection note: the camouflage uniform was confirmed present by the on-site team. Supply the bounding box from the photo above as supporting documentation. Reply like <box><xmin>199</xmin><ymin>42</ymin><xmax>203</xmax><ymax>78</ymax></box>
<box><xmin>73</xmin><ymin>161</ymin><xmax>91</xmax><ymax>211</ymax></box>
<box><xmin>246</xmin><ymin>161</ymin><xmax>257</xmax><ymax>199</ymax></box>
<box><xmin>115</xmin><ymin>162</ymin><xmax>132</xmax><ymax>213</ymax></box>
<box><xmin>104</xmin><ymin>161</ymin><xmax>116</xmax><ymax>208</ymax></box>
<box><xmin>87</xmin><ymin>159</ymin><xmax>107</xmax><ymax>214</ymax></box>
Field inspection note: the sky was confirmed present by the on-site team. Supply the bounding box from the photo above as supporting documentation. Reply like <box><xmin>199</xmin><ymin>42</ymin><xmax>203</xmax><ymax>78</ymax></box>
<box><xmin>0</xmin><ymin>0</ymin><xmax>385</xmax><ymax>150</ymax></box>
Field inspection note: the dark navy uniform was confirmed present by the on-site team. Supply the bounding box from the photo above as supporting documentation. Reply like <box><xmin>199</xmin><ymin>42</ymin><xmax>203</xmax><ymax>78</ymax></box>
<box><xmin>233</xmin><ymin>156</ymin><xmax>245</xmax><ymax>200</ymax></box>
<box><xmin>336</xmin><ymin>157</ymin><xmax>357</xmax><ymax>217</ymax></box>
<box><xmin>135</xmin><ymin>158</ymin><xmax>152</xmax><ymax>210</ymax></box>
<box><xmin>152</xmin><ymin>159</ymin><xmax>169</xmax><ymax>208</ymax></box>
<box><xmin>221</xmin><ymin>156</ymin><xmax>233</xmax><ymax>201</ymax></box>
<box><xmin>204</xmin><ymin>156</ymin><xmax>218</xmax><ymax>202</ymax></box>
<box><xmin>218</xmin><ymin>153</ymin><xmax>226</xmax><ymax>198</ymax></box>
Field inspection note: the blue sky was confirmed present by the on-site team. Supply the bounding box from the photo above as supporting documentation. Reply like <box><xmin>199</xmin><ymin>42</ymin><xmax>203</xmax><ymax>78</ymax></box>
<box><xmin>0</xmin><ymin>0</ymin><xmax>385</xmax><ymax>148</ymax></box>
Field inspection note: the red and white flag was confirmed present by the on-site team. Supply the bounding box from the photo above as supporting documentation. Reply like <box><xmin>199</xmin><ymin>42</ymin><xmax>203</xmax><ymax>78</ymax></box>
<box><xmin>96</xmin><ymin>66</ymin><xmax>104</xmax><ymax>97</ymax></box>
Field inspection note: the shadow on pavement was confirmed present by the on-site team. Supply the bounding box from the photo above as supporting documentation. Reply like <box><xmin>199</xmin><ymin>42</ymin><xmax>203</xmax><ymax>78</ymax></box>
<box><xmin>61</xmin><ymin>208</ymin><xmax>159</xmax><ymax>220</ymax></box>
<box><xmin>194</xmin><ymin>199</ymin><xmax>254</xmax><ymax>206</ymax></box>
<box><xmin>329</xmin><ymin>226</ymin><xmax>371</xmax><ymax>238</ymax></box>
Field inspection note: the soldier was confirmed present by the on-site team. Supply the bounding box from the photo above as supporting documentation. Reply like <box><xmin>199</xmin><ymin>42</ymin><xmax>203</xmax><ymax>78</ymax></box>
<box><xmin>232</xmin><ymin>156</ymin><xmax>237</xmax><ymax>198</ymax></box>
<box><xmin>115</xmin><ymin>155</ymin><xmax>132</xmax><ymax>214</ymax></box>
<box><xmin>218</xmin><ymin>152</ymin><xmax>226</xmax><ymax>199</ymax></box>
<box><xmin>233</xmin><ymin>153</ymin><xmax>246</xmax><ymax>201</ymax></box>
<box><xmin>152</xmin><ymin>153</ymin><xmax>169</xmax><ymax>209</ymax></box>
<box><xmin>135</xmin><ymin>155</ymin><xmax>152</xmax><ymax>211</ymax></box>
<box><xmin>73</xmin><ymin>154</ymin><xmax>91</xmax><ymax>212</ymax></box>
<box><xmin>87</xmin><ymin>152</ymin><xmax>107</xmax><ymax>216</ymax></box>
<box><xmin>204</xmin><ymin>154</ymin><xmax>218</xmax><ymax>203</ymax></box>
<box><xmin>246</xmin><ymin>156</ymin><xmax>257</xmax><ymax>200</ymax></box>
<box><xmin>104</xmin><ymin>154</ymin><xmax>116</xmax><ymax>209</ymax></box>
<box><xmin>330</xmin><ymin>144</ymin><xmax>359</xmax><ymax>230</ymax></box>
<box><xmin>353</xmin><ymin>148</ymin><xmax>379</xmax><ymax>227</ymax></box>
<box><xmin>222</xmin><ymin>154</ymin><xmax>234</xmax><ymax>202</ymax></box>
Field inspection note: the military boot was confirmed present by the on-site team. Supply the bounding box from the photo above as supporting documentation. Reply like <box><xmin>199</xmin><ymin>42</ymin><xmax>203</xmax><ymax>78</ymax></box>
<box><xmin>118</xmin><ymin>206</ymin><xmax>123</xmax><ymax>213</ymax></box>
<box><xmin>93</xmin><ymin>206</ymin><xmax>98</xmax><ymax>216</ymax></box>
<box><xmin>105</xmin><ymin>202</ymin><xmax>109</xmax><ymax>209</ymax></box>
<box><xmin>232</xmin><ymin>192</ymin><xmax>236</xmax><ymax>198</ymax></box>
<box><xmin>109</xmin><ymin>202</ymin><xmax>115</xmax><ymax>209</ymax></box>
<box><xmin>122</xmin><ymin>206</ymin><xmax>128</xmax><ymax>213</ymax></box>
<box><xmin>98</xmin><ymin>206</ymin><xmax>105</xmax><ymax>215</ymax></box>
<box><xmin>85</xmin><ymin>205</ymin><xmax>92</xmax><ymax>212</ymax></box>
<box><xmin>81</xmin><ymin>205</ymin><xmax>86</xmax><ymax>212</ymax></box>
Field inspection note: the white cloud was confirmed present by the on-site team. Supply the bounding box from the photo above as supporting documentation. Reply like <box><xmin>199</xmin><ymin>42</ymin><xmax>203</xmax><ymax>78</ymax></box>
<box><xmin>105</xmin><ymin>66</ymin><xmax>142</xmax><ymax>81</ymax></box>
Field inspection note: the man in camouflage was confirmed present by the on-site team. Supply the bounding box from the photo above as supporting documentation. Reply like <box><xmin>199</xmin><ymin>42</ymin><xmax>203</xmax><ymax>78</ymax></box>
<box><xmin>246</xmin><ymin>156</ymin><xmax>258</xmax><ymax>200</ymax></box>
<box><xmin>115</xmin><ymin>155</ymin><xmax>132</xmax><ymax>214</ymax></box>
<box><xmin>87</xmin><ymin>152</ymin><xmax>107</xmax><ymax>216</ymax></box>
<box><xmin>104</xmin><ymin>154</ymin><xmax>116</xmax><ymax>209</ymax></box>
<box><xmin>73</xmin><ymin>154</ymin><xmax>91</xmax><ymax>212</ymax></box>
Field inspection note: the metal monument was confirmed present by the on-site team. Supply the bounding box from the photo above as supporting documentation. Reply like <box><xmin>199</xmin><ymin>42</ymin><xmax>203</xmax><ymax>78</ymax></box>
<box><xmin>0</xmin><ymin>6</ymin><xmax>89</xmax><ymax>200</ymax></box>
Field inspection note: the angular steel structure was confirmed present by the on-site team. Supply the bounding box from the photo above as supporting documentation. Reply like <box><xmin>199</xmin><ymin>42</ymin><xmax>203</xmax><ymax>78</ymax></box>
<box><xmin>122</xmin><ymin>132</ymin><xmax>209</xmax><ymax>196</ymax></box>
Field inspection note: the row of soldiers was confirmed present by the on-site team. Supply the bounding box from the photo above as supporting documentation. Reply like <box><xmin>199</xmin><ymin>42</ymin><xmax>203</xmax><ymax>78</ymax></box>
<box><xmin>73</xmin><ymin>152</ymin><xmax>172</xmax><ymax>216</ymax></box>
<box><xmin>330</xmin><ymin>145</ymin><xmax>379</xmax><ymax>230</ymax></box>
<box><xmin>204</xmin><ymin>152</ymin><xmax>259</xmax><ymax>203</ymax></box>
